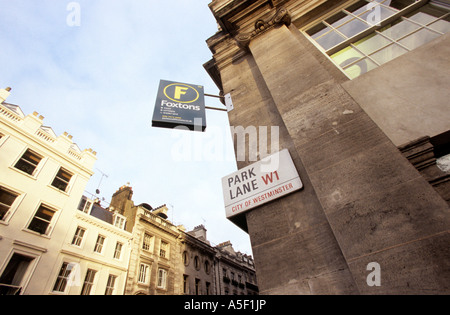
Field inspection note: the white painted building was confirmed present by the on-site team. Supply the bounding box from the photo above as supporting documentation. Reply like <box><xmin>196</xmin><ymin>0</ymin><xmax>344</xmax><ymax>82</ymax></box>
<box><xmin>0</xmin><ymin>87</ymin><xmax>97</xmax><ymax>294</ymax></box>
<box><xmin>52</xmin><ymin>196</ymin><xmax>132</xmax><ymax>295</ymax></box>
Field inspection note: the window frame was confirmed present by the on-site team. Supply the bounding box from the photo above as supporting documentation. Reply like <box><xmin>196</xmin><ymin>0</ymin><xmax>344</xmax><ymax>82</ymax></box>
<box><xmin>0</xmin><ymin>251</ymin><xmax>37</xmax><ymax>295</ymax></box>
<box><xmin>105</xmin><ymin>274</ymin><xmax>117</xmax><ymax>295</ymax></box>
<box><xmin>26</xmin><ymin>203</ymin><xmax>59</xmax><ymax>236</ymax></box>
<box><xmin>51</xmin><ymin>167</ymin><xmax>74</xmax><ymax>193</ymax></box>
<box><xmin>77</xmin><ymin>197</ymin><xmax>93</xmax><ymax>214</ymax></box>
<box><xmin>138</xmin><ymin>263</ymin><xmax>150</xmax><ymax>284</ymax></box>
<box><xmin>52</xmin><ymin>262</ymin><xmax>72</xmax><ymax>294</ymax></box>
<box><xmin>157</xmin><ymin>268</ymin><xmax>168</xmax><ymax>290</ymax></box>
<box><xmin>13</xmin><ymin>148</ymin><xmax>44</xmax><ymax>178</ymax></box>
<box><xmin>80</xmin><ymin>269</ymin><xmax>97</xmax><ymax>295</ymax></box>
<box><xmin>142</xmin><ymin>233</ymin><xmax>154</xmax><ymax>252</ymax></box>
<box><xmin>303</xmin><ymin>0</ymin><xmax>450</xmax><ymax>78</ymax></box>
<box><xmin>0</xmin><ymin>185</ymin><xmax>22</xmax><ymax>223</ymax></box>
<box><xmin>159</xmin><ymin>240</ymin><xmax>169</xmax><ymax>258</ymax></box>
<box><xmin>71</xmin><ymin>226</ymin><xmax>86</xmax><ymax>247</ymax></box>
<box><xmin>113</xmin><ymin>241</ymin><xmax>123</xmax><ymax>260</ymax></box>
<box><xmin>93</xmin><ymin>235</ymin><xmax>106</xmax><ymax>254</ymax></box>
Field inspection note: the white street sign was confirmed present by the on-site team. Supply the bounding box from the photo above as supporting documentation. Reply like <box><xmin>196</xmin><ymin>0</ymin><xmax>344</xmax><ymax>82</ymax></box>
<box><xmin>222</xmin><ymin>149</ymin><xmax>303</xmax><ymax>219</ymax></box>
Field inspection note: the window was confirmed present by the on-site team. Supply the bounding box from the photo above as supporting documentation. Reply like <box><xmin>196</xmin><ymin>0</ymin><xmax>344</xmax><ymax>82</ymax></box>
<box><xmin>28</xmin><ymin>204</ymin><xmax>57</xmax><ymax>235</ymax></box>
<box><xmin>0</xmin><ymin>253</ymin><xmax>34</xmax><ymax>295</ymax></box>
<box><xmin>80</xmin><ymin>269</ymin><xmax>97</xmax><ymax>295</ymax></box>
<box><xmin>77</xmin><ymin>197</ymin><xmax>92</xmax><ymax>214</ymax></box>
<box><xmin>204</xmin><ymin>260</ymin><xmax>211</xmax><ymax>274</ymax></box>
<box><xmin>159</xmin><ymin>241</ymin><xmax>168</xmax><ymax>258</ymax></box>
<box><xmin>113</xmin><ymin>214</ymin><xmax>126</xmax><ymax>229</ymax></box>
<box><xmin>142</xmin><ymin>233</ymin><xmax>153</xmax><ymax>251</ymax></box>
<box><xmin>53</xmin><ymin>262</ymin><xmax>72</xmax><ymax>293</ymax></box>
<box><xmin>194</xmin><ymin>256</ymin><xmax>200</xmax><ymax>270</ymax></box>
<box><xmin>206</xmin><ymin>282</ymin><xmax>211</xmax><ymax>295</ymax></box>
<box><xmin>51</xmin><ymin>167</ymin><xmax>73</xmax><ymax>192</ymax></box>
<box><xmin>0</xmin><ymin>186</ymin><xmax>19</xmax><ymax>221</ymax></box>
<box><xmin>114</xmin><ymin>242</ymin><xmax>123</xmax><ymax>260</ymax></box>
<box><xmin>183</xmin><ymin>275</ymin><xmax>189</xmax><ymax>294</ymax></box>
<box><xmin>138</xmin><ymin>263</ymin><xmax>150</xmax><ymax>284</ymax></box>
<box><xmin>157</xmin><ymin>268</ymin><xmax>167</xmax><ymax>289</ymax></box>
<box><xmin>306</xmin><ymin>0</ymin><xmax>450</xmax><ymax>79</ymax></box>
<box><xmin>94</xmin><ymin>235</ymin><xmax>106</xmax><ymax>253</ymax></box>
<box><xmin>105</xmin><ymin>275</ymin><xmax>117</xmax><ymax>295</ymax></box>
<box><xmin>195</xmin><ymin>278</ymin><xmax>201</xmax><ymax>295</ymax></box>
<box><xmin>71</xmin><ymin>227</ymin><xmax>86</xmax><ymax>247</ymax></box>
<box><xmin>182</xmin><ymin>251</ymin><xmax>189</xmax><ymax>266</ymax></box>
<box><xmin>14</xmin><ymin>149</ymin><xmax>42</xmax><ymax>176</ymax></box>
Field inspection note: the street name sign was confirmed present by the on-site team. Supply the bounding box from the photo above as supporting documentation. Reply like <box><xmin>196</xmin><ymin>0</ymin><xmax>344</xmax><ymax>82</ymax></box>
<box><xmin>222</xmin><ymin>149</ymin><xmax>303</xmax><ymax>219</ymax></box>
<box><xmin>152</xmin><ymin>79</ymin><xmax>207</xmax><ymax>131</ymax></box>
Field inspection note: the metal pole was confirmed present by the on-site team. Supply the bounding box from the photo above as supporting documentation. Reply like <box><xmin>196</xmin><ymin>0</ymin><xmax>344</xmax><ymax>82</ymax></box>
<box><xmin>205</xmin><ymin>106</ymin><xmax>228</xmax><ymax>112</ymax></box>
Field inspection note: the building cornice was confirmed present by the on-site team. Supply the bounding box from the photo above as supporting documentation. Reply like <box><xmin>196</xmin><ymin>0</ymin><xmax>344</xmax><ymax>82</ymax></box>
<box><xmin>235</xmin><ymin>6</ymin><xmax>291</xmax><ymax>48</ymax></box>
<box><xmin>0</xmin><ymin>103</ymin><xmax>97</xmax><ymax>177</ymax></box>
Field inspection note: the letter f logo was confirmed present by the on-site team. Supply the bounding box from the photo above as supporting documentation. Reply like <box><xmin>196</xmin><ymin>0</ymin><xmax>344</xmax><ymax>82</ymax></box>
<box><xmin>174</xmin><ymin>86</ymin><xmax>189</xmax><ymax>100</ymax></box>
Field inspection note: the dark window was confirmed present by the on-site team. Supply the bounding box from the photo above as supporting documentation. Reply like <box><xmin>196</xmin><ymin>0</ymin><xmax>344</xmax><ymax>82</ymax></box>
<box><xmin>0</xmin><ymin>186</ymin><xmax>18</xmax><ymax>221</ymax></box>
<box><xmin>14</xmin><ymin>149</ymin><xmax>42</xmax><ymax>175</ymax></box>
<box><xmin>0</xmin><ymin>253</ymin><xmax>34</xmax><ymax>295</ymax></box>
<box><xmin>51</xmin><ymin>167</ymin><xmax>73</xmax><ymax>192</ymax></box>
<box><xmin>28</xmin><ymin>204</ymin><xmax>56</xmax><ymax>234</ymax></box>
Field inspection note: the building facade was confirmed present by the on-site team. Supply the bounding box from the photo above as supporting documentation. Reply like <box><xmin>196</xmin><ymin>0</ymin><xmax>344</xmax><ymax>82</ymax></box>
<box><xmin>181</xmin><ymin>225</ymin><xmax>217</xmax><ymax>295</ymax></box>
<box><xmin>215</xmin><ymin>241</ymin><xmax>259</xmax><ymax>295</ymax></box>
<box><xmin>109</xmin><ymin>184</ymin><xmax>258</xmax><ymax>295</ymax></box>
<box><xmin>50</xmin><ymin>196</ymin><xmax>132</xmax><ymax>295</ymax></box>
<box><xmin>0</xmin><ymin>88</ymin><xmax>97</xmax><ymax>294</ymax></box>
<box><xmin>205</xmin><ymin>0</ymin><xmax>450</xmax><ymax>294</ymax></box>
<box><xmin>0</xmin><ymin>88</ymin><xmax>257</xmax><ymax>295</ymax></box>
<box><xmin>110</xmin><ymin>185</ymin><xmax>183</xmax><ymax>295</ymax></box>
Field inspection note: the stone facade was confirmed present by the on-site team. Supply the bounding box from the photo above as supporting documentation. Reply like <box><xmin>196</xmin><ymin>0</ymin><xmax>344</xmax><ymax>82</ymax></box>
<box><xmin>205</xmin><ymin>0</ymin><xmax>450</xmax><ymax>294</ymax></box>
<box><xmin>109</xmin><ymin>185</ymin><xmax>258</xmax><ymax>295</ymax></box>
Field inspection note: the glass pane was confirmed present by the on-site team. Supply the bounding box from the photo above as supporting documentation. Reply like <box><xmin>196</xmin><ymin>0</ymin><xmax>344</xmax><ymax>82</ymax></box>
<box><xmin>343</xmin><ymin>58</ymin><xmax>378</xmax><ymax>79</ymax></box>
<box><xmin>429</xmin><ymin>19</ymin><xmax>450</xmax><ymax>34</ymax></box>
<box><xmin>354</xmin><ymin>33</ymin><xmax>392</xmax><ymax>54</ymax></box>
<box><xmin>28</xmin><ymin>218</ymin><xmax>49</xmax><ymax>234</ymax></box>
<box><xmin>310</xmin><ymin>24</ymin><xmax>332</xmax><ymax>39</ymax></box>
<box><xmin>398</xmin><ymin>28</ymin><xmax>441</xmax><ymax>50</ymax></box>
<box><xmin>370</xmin><ymin>43</ymin><xmax>408</xmax><ymax>65</ymax></box>
<box><xmin>384</xmin><ymin>0</ymin><xmax>416</xmax><ymax>11</ymax></box>
<box><xmin>0</xmin><ymin>189</ymin><xmax>17</xmax><ymax>206</ymax></box>
<box><xmin>316</xmin><ymin>30</ymin><xmax>346</xmax><ymax>50</ymax></box>
<box><xmin>36</xmin><ymin>206</ymin><xmax>55</xmax><ymax>221</ymax></box>
<box><xmin>360</xmin><ymin>4</ymin><xmax>397</xmax><ymax>26</ymax></box>
<box><xmin>336</xmin><ymin>17</ymin><xmax>370</xmax><ymax>38</ymax></box>
<box><xmin>328</xmin><ymin>11</ymin><xmax>353</xmax><ymax>28</ymax></box>
<box><xmin>381</xmin><ymin>19</ymin><xmax>421</xmax><ymax>40</ymax></box>
<box><xmin>331</xmin><ymin>46</ymin><xmax>364</xmax><ymax>68</ymax></box>
<box><xmin>408</xmin><ymin>12</ymin><xmax>438</xmax><ymax>25</ymax></box>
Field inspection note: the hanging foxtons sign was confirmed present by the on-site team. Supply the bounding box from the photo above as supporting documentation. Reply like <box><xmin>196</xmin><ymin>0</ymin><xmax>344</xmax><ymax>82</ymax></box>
<box><xmin>222</xmin><ymin>149</ymin><xmax>303</xmax><ymax>219</ymax></box>
<box><xmin>152</xmin><ymin>80</ymin><xmax>206</xmax><ymax>131</ymax></box>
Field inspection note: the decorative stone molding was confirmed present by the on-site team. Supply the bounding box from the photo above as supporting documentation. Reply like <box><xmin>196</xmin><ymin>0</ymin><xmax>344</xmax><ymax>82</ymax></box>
<box><xmin>235</xmin><ymin>7</ymin><xmax>291</xmax><ymax>48</ymax></box>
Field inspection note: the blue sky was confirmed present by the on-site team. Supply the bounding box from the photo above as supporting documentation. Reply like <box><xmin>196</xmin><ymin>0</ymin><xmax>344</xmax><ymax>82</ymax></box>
<box><xmin>0</xmin><ymin>0</ymin><xmax>252</xmax><ymax>254</ymax></box>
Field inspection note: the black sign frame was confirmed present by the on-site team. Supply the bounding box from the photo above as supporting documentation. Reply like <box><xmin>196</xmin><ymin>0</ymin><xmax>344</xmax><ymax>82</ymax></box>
<box><xmin>152</xmin><ymin>80</ymin><xmax>207</xmax><ymax>132</ymax></box>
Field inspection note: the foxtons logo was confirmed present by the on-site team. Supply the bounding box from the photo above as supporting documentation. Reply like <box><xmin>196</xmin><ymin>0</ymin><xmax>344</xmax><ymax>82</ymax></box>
<box><xmin>163</xmin><ymin>83</ymin><xmax>200</xmax><ymax>104</ymax></box>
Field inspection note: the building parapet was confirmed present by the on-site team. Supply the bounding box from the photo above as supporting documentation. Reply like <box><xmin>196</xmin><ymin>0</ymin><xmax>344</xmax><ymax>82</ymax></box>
<box><xmin>0</xmin><ymin>88</ymin><xmax>97</xmax><ymax>171</ymax></box>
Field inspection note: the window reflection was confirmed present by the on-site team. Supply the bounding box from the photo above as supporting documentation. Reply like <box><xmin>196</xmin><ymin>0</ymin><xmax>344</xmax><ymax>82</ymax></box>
<box><xmin>307</xmin><ymin>0</ymin><xmax>450</xmax><ymax>79</ymax></box>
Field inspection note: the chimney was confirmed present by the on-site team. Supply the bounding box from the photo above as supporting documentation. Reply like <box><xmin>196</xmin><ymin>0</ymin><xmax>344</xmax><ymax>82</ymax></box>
<box><xmin>0</xmin><ymin>87</ymin><xmax>11</xmax><ymax>103</ymax></box>
<box><xmin>188</xmin><ymin>224</ymin><xmax>208</xmax><ymax>242</ymax></box>
<box><xmin>110</xmin><ymin>184</ymin><xmax>133</xmax><ymax>215</ymax></box>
